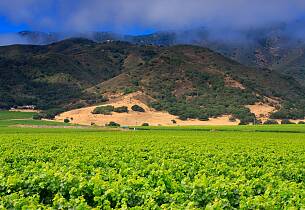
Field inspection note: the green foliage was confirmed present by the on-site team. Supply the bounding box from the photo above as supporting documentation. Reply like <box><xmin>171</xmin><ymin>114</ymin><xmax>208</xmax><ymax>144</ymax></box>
<box><xmin>0</xmin><ymin>40</ymin><xmax>124</xmax><ymax>111</ymax></box>
<box><xmin>281</xmin><ymin>119</ymin><xmax>296</xmax><ymax>124</ymax></box>
<box><xmin>141</xmin><ymin>123</ymin><xmax>149</xmax><ymax>126</ymax></box>
<box><xmin>92</xmin><ymin>105</ymin><xmax>128</xmax><ymax>115</ymax></box>
<box><xmin>32</xmin><ymin>113</ymin><xmax>42</xmax><ymax>120</ymax></box>
<box><xmin>0</xmin><ymin>128</ymin><xmax>304</xmax><ymax>208</ymax></box>
<box><xmin>123</xmin><ymin>87</ymin><xmax>136</xmax><ymax>95</ymax></box>
<box><xmin>131</xmin><ymin>105</ymin><xmax>145</xmax><ymax>112</ymax></box>
<box><xmin>264</xmin><ymin>119</ymin><xmax>279</xmax><ymax>125</ymax></box>
<box><xmin>105</xmin><ymin>121</ymin><xmax>120</xmax><ymax>127</ymax></box>
<box><xmin>64</xmin><ymin>118</ymin><xmax>70</xmax><ymax>123</ymax></box>
<box><xmin>34</xmin><ymin>108</ymin><xmax>65</xmax><ymax>120</ymax></box>
<box><xmin>92</xmin><ymin>106</ymin><xmax>114</xmax><ymax>115</ymax></box>
<box><xmin>113</xmin><ymin>106</ymin><xmax>128</xmax><ymax>113</ymax></box>
<box><xmin>270</xmin><ymin>101</ymin><xmax>305</xmax><ymax>120</ymax></box>
<box><xmin>198</xmin><ymin>114</ymin><xmax>209</xmax><ymax>121</ymax></box>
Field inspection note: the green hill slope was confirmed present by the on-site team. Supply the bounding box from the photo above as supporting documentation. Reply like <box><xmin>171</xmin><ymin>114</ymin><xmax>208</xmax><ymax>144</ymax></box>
<box><xmin>1</xmin><ymin>39</ymin><xmax>305</xmax><ymax>123</ymax></box>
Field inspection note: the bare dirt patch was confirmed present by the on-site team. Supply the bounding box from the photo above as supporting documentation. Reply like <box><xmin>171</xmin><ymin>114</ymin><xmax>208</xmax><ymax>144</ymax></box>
<box><xmin>224</xmin><ymin>76</ymin><xmax>245</xmax><ymax>90</ymax></box>
<box><xmin>55</xmin><ymin>92</ymin><xmax>239</xmax><ymax>126</ymax></box>
<box><xmin>246</xmin><ymin>102</ymin><xmax>276</xmax><ymax>119</ymax></box>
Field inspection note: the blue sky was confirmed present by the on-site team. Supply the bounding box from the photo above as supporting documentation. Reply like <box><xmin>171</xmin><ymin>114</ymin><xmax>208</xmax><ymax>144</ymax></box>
<box><xmin>0</xmin><ymin>16</ymin><xmax>29</xmax><ymax>33</ymax></box>
<box><xmin>0</xmin><ymin>14</ymin><xmax>155</xmax><ymax>35</ymax></box>
<box><xmin>0</xmin><ymin>0</ymin><xmax>305</xmax><ymax>35</ymax></box>
<box><xmin>0</xmin><ymin>13</ymin><xmax>155</xmax><ymax>35</ymax></box>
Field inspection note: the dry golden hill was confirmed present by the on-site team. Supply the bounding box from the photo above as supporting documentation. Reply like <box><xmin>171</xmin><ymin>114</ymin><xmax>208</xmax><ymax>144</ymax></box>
<box><xmin>55</xmin><ymin>92</ymin><xmax>239</xmax><ymax>126</ymax></box>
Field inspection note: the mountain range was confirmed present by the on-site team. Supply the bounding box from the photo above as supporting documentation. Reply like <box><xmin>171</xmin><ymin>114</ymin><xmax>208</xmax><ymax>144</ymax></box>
<box><xmin>1</xmin><ymin>37</ymin><xmax>305</xmax><ymax>123</ymax></box>
<box><xmin>12</xmin><ymin>24</ymin><xmax>305</xmax><ymax>88</ymax></box>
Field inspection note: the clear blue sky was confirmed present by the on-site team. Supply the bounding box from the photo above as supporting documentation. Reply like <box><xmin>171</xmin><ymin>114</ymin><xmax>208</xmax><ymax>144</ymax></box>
<box><xmin>0</xmin><ymin>14</ymin><xmax>155</xmax><ymax>35</ymax></box>
<box><xmin>0</xmin><ymin>16</ymin><xmax>30</xmax><ymax>33</ymax></box>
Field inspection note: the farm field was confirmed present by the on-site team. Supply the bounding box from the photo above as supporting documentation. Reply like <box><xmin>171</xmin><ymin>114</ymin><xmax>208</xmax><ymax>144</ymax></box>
<box><xmin>0</xmin><ymin>115</ymin><xmax>304</xmax><ymax>209</ymax></box>
<box><xmin>0</xmin><ymin>110</ymin><xmax>36</xmax><ymax>120</ymax></box>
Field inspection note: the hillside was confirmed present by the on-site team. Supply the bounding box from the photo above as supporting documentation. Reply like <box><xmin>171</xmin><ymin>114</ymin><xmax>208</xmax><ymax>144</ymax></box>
<box><xmin>12</xmin><ymin>29</ymin><xmax>305</xmax><ymax>87</ymax></box>
<box><xmin>55</xmin><ymin>91</ymin><xmax>240</xmax><ymax>126</ymax></box>
<box><xmin>1</xmin><ymin>39</ymin><xmax>305</xmax><ymax>123</ymax></box>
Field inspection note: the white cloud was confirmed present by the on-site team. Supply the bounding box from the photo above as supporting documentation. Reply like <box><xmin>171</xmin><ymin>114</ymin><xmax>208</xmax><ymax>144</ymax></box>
<box><xmin>0</xmin><ymin>0</ymin><xmax>305</xmax><ymax>32</ymax></box>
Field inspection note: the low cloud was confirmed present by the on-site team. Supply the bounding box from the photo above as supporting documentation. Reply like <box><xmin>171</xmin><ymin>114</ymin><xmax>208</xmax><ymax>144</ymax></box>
<box><xmin>0</xmin><ymin>33</ymin><xmax>28</xmax><ymax>46</ymax></box>
<box><xmin>1</xmin><ymin>0</ymin><xmax>305</xmax><ymax>45</ymax></box>
<box><xmin>1</xmin><ymin>0</ymin><xmax>305</xmax><ymax>32</ymax></box>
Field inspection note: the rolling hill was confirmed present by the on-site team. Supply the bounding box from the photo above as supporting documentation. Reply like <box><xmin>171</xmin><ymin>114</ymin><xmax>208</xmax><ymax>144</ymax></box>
<box><xmin>1</xmin><ymin>38</ymin><xmax>305</xmax><ymax>123</ymax></box>
<box><xmin>12</xmin><ymin>26</ymin><xmax>305</xmax><ymax>87</ymax></box>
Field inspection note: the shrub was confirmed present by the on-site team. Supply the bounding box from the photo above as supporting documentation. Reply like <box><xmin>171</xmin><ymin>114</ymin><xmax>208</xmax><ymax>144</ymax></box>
<box><xmin>298</xmin><ymin>121</ymin><xmax>305</xmax><ymax>124</ymax></box>
<box><xmin>281</xmin><ymin>119</ymin><xmax>295</xmax><ymax>124</ymax></box>
<box><xmin>131</xmin><ymin>105</ymin><xmax>145</xmax><ymax>112</ymax></box>
<box><xmin>229</xmin><ymin>116</ymin><xmax>236</xmax><ymax>122</ymax></box>
<box><xmin>179</xmin><ymin>115</ymin><xmax>188</xmax><ymax>121</ymax></box>
<box><xmin>239</xmin><ymin>121</ymin><xmax>249</xmax><ymax>125</ymax></box>
<box><xmin>263</xmin><ymin>119</ymin><xmax>279</xmax><ymax>125</ymax></box>
<box><xmin>114</xmin><ymin>106</ymin><xmax>128</xmax><ymax>113</ymax></box>
<box><xmin>33</xmin><ymin>113</ymin><xmax>42</xmax><ymax>120</ymax></box>
<box><xmin>142</xmin><ymin>123</ymin><xmax>149</xmax><ymax>126</ymax></box>
<box><xmin>0</xmin><ymin>102</ymin><xmax>10</xmax><ymax>110</ymax></box>
<box><xmin>123</xmin><ymin>87</ymin><xmax>136</xmax><ymax>95</ymax></box>
<box><xmin>106</xmin><ymin>121</ymin><xmax>120</xmax><ymax>127</ymax></box>
<box><xmin>92</xmin><ymin>105</ymin><xmax>114</xmax><ymax>115</ymax></box>
<box><xmin>33</xmin><ymin>108</ymin><xmax>65</xmax><ymax>120</ymax></box>
<box><xmin>198</xmin><ymin>114</ymin><xmax>209</xmax><ymax>121</ymax></box>
<box><xmin>171</xmin><ymin>119</ymin><xmax>177</xmax><ymax>124</ymax></box>
<box><xmin>64</xmin><ymin>118</ymin><xmax>70</xmax><ymax>123</ymax></box>
<box><xmin>150</xmin><ymin>102</ymin><xmax>162</xmax><ymax>111</ymax></box>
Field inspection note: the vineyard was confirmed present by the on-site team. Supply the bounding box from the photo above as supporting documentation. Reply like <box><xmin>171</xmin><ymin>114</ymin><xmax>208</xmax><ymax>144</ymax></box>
<box><xmin>0</xmin><ymin>125</ymin><xmax>304</xmax><ymax>209</ymax></box>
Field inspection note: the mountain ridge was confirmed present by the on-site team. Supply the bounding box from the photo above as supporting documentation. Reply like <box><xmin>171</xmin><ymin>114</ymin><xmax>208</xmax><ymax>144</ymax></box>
<box><xmin>9</xmin><ymin>26</ymin><xmax>305</xmax><ymax>87</ymax></box>
<box><xmin>1</xmin><ymin>38</ymin><xmax>305</xmax><ymax>123</ymax></box>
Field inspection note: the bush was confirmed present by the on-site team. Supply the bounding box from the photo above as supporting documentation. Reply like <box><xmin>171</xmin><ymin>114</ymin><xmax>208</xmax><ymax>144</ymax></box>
<box><xmin>263</xmin><ymin>119</ymin><xmax>279</xmax><ymax>125</ymax></box>
<box><xmin>298</xmin><ymin>121</ymin><xmax>305</xmax><ymax>124</ymax></box>
<box><xmin>131</xmin><ymin>105</ymin><xmax>145</xmax><ymax>112</ymax></box>
<box><xmin>64</xmin><ymin>118</ymin><xmax>70</xmax><ymax>123</ymax></box>
<box><xmin>255</xmin><ymin>119</ymin><xmax>263</xmax><ymax>125</ymax></box>
<box><xmin>281</xmin><ymin>119</ymin><xmax>295</xmax><ymax>124</ymax></box>
<box><xmin>142</xmin><ymin>123</ymin><xmax>149</xmax><ymax>126</ymax></box>
<box><xmin>123</xmin><ymin>87</ymin><xmax>136</xmax><ymax>95</ymax></box>
<box><xmin>198</xmin><ymin>114</ymin><xmax>209</xmax><ymax>121</ymax></box>
<box><xmin>171</xmin><ymin>119</ymin><xmax>177</xmax><ymax>124</ymax></box>
<box><xmin>33</xmin><ymin>108</ymin><xmax>65</xmax><ymax>120</ymax></box>
<box><xmin>92</xmin><ymin>106</ymin><xmax>114</xmax><ymax>115</ymax></box>
<box><xmin>179</xmin><ymin>115</ymin><xmax>188</xmax><ymax>121</ymax></box>
<box><xmin>229</xmin><ymin>116</ymin><xmax>236</xmax><ymax>122</ymax></box>
<box><xmin>0</xmin><ymin>102</ymin><xmax>10</xmax><ymax>110</ymax></box>
<box><xmin>106</xmin><ymin>121</ymin><xmax>120</xmax><ymax>127</ymax></box>
<box><xmin>150</xmin><ymin>102</ymin><xmax>162</xmax><ymax>111</ymax></box>
<box><xmin>114</xmin><ymin>106</ymin><xmax>128</xmax><ymax>113</ymax></box>
<box><xmin>33</xmin><ymin>113</ymin><xmax>42</xmax><ymax>120</ymax></box>
<box><xmin>239</xmin><ymin>121</ymin><xmax>249</xmax><ymax>125</ymax></box>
